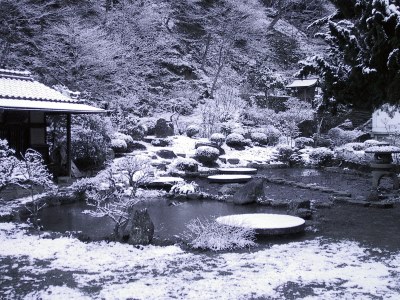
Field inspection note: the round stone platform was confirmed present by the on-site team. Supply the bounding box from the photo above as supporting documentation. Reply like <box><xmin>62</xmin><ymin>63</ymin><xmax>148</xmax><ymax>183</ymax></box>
<box><xmin>218</xmin><ymin>167</ymin><xmax>258</xmax><ymax>175</ymax></box>
<box><xmin>216</xmin><ymin>213</ymin><xmax>305</xmax><ymax>235</ymax></box>
<box><xmin>208</xmin><ymin>174</ymin><xmax>252</xmax><ymax>183</ymax></box>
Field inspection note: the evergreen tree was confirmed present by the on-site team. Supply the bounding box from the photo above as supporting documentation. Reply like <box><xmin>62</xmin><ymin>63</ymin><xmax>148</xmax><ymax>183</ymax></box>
<box><xmin>299</xmin><ymin>0</ymin><xmax>400</xmax><ymax>111</ymax></box>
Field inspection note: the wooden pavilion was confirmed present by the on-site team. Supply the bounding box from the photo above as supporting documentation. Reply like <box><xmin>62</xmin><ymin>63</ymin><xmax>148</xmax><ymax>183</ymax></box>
<box><xmin>0</xmin><ymin>68</ymin><xmax>106</xmax><ymax>177</ymax></box>
<box><xmin>286</xmin><ymin>78</ymin><xmax>319</xmax><ymax>104</ymax></box>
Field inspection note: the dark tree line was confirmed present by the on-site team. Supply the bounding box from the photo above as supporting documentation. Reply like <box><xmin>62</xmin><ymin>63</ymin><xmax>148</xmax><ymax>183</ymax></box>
<box><xmin>299</xmin><ymin>0</ymin><xmax>400</xmax><ymax>111</ymax></box>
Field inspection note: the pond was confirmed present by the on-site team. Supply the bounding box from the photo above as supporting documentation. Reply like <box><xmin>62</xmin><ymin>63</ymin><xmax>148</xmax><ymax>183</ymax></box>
<box><xmin>38</xmin><ymin>168</ymin><xmax>400</xmax><ymax>251</ymax></box>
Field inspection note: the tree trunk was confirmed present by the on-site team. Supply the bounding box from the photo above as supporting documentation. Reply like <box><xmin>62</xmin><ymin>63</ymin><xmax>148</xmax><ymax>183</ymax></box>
<box><xmin>210</xmin><ymin>45</ymin><xmax>225</xmax><ymax>98</ymax></box>
<box><xmin>201</xmin><ymin>34</ymin><xmax>212</xmax><ymax>71</ymax></box>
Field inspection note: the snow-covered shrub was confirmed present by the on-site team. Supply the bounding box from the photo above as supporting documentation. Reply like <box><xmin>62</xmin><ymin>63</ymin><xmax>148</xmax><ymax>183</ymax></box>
<box><xmin>309</xmin><ymin>147</ymin><xmax>334</xmax><ymax>166</ymax></box>
<box><xmin>18</xmin><ymin>149</ymin><xmax>56</xmax><ymax>230</ymax></box>
<box><xmin>168</xmin><ymin>157</ymin><xmax>199</xmax><ymax>174</ymax></box>
<box><xmin>327</xmin><ymin>127</ymin><xmax>363</xmax><ymax>146</ymax></box>
<box><xmin>219</xmin><ymin>122</ymin><xmax>235</xmax><ymax>136</ymax></box>
<box><xmin>334</xmin><ymin>145</ymin><xmax>369</xmax><ymax>165</ymax></box>
<box><xmin>112</xmin><ymin>132</ymin><xmax>134</xmax><ymax>151</ymax></box>
<box><xmin>294</xmin><ymin>137</ymin><xmax>314</xmax><ymax>149</ymax></box>
<box><xmin>226</xmin><ymin>133</ymin><xmax>246</xmax><ymax>148</ymax></box>
<box><xmin>111</xmin><ymin>138</ymin><xmax>127</xmax><ymax>153</ymax></box>
<box><xmin>139</xmin><ymin>117</ymin><xmax>157</xmax><ymax>136</ymax></box>
<box><xmin>276</xmin><ymin>144</ymin><xmax>294</xmax><ymax>163</ymax></box>
<box><xmin>0</xmin><ymin>139</ymin><xmax>19</xmax><ymax>192</ymax></box>
<box><xmin>185</xmin><ymin>218</ymin><xmax>256</xmax><ymax>251</ymax></box>
<box><xmin>170</xmin><ymin>181</ymin><xmax>199</xmax><ymax>195</ymax></box>
<box><xmin>265</xmin><ymin>125</ymin><xmax>281</xmax><ymax>146</ymax></box>
<box><xmin>250</xmin><ymin>132</ymin><xmax>268</xmax><ymax>145</ymax></box>
<box><xmin>151</xmin><ymin>138</ymin><xmax>171</xmax><ymax>147</ymax></box>
<box><xmin>72</xmin><ymin>115</ymin><xmax>111</xmax><ymax>170</ymax></box>
<box><xmin>210</xmin><ymin>133</ymin><xmax>225</xmax><ymax>146</ymax></box>
<box><xmin>343</xmin><ymin>142</ymin><xmax>365</xmax><ymax>151</ymax></box>
<box><xmin>195</xmin><ymin>146</ymin><xmax>220</xmax><ymax>164</ymax></box>
<box><xmin>118</xmin><ymin>114</ymin><xmax>146</xmax><ymax>140</ymax></box>
<box><xmin>70</xmin><ymin>177</ymin><xmax>98</xmax><ymax>197</ymax></box>
<box><xmin>186</xmin><ymin>124</ymin><xmax>200</xmax><ymax>138</ymax></box>
<box><xmin>364</xmin><ymin>139</ymin><xmax>383</xmax><ymax>147</ymax></box>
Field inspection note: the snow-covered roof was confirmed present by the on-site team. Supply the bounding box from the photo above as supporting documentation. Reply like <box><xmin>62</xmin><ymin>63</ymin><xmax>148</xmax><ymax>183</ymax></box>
<box><xmin>286</xmin><ymin>79</ymin><xmax>318</xmax><ymax>88</ymax></box>
<box><xmin>0</xmin><ymin>69</ymin><xmax>105</xmax><ymax>114</ymax></box>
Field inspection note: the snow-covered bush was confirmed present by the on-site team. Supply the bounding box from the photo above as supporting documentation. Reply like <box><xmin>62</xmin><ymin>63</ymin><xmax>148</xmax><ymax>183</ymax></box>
<box><xmin>309</xmin><ymin>147</ymin><xmax>334</xmax><ymax>166</ymax></box>
<box><xmin>343</xmin><ymin>142</ymin><xmax>365</xmax><ymax>151</ymax></box>
<box><xmin>186</xmin><ymin>124</ymin><xmax>200</xmax><ymax>138</ymax></box>
<box><xmin>334</xmin><ymin>144</ymin><xmax>369</xmax><ymax>165</ymax></box>
<box><xmin>195</xmin><ymin>146</ymin><xmax>220</xmax><ymax>164</ymax></box>
<box><xmin>327</xmin><ymin>127</ymin><xmax>363</xmax><ymax>146</ymax></box>
<box><xmin>265</xmin><ymin>125</ymin><xmax>281</xmax><ymax>146</ymax></box>
<box><xmin>250</xmin><ymin>132</ymin><xmax>268</xmax><ymax>145</ymax></box>
<box><xmin>364</xmin><ymin>139</ymin><xmax>384</xmax><ymax>148</ymax></box>
<box><xmin>111</xmin><ymin>138</ymin><xmax>127</xmax><ymax>153</ymax></box>
<box><xmin>151</xmin><ymin>138</ymin><xmax>171</xmax><ymax>147</ymax></box>
<box><xmin>185</xmin><ymin>218</ymin><xmax>256</xmax><ymax>251</ymax></box>
<box><xmin>0</xmin><ymin>139</ymin><xmax>19</xmax><ymax>193</ymax></box>
<box><xmin>112</xmin><ymin>132</ymin><xmax>134</xmax><ymax>151</ymax></box>
<box><xmin>170</xmin><ymin>181</ymin><xmax>199</xmax><ymax>195</ymax></box>
<box><xmin>226</xmin><ymin>133</ymin><xmax>246</xmax><ymax>148</ymax></box>
<box><xmin>168</xmin><ymin>157</ymin><xmax>199</xmax><ymax>174</ymax></box>
<box><xmin>294</xmin><ymin>137</ymin><xmax>314</xmax><ymax>149</ymax></box>
<box><xmin>72</xmin><ymin>115</ymin><xmax>111</xmax><ymax>170</ymax></box>
<box><xmin>276</xmin><ymin>144</ymin><xmax>294</xmax><ymax>163</ymax></box>
<box><xmin>18</xmin><ymin>149</ymin><xmax>56</xmax><ymax>230</ymax></box>
<box><xmin>210</xmin><ymin>133</ymin><xmax>225</xmax><ymax>146</ymax></box>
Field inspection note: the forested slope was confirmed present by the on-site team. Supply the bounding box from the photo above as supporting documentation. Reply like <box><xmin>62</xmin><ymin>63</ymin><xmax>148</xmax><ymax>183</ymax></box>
<box><xmin>0</xmin><ymin>0</ymin><xmax>329</xmax><ymax>116</ymax></box>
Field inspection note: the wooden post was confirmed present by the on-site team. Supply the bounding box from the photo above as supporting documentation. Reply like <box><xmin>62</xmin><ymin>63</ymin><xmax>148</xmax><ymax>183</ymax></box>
<box><xmin>66</xmin><ymin>113</ymin><xmax>71</xmax><ymax>177</ymax></box>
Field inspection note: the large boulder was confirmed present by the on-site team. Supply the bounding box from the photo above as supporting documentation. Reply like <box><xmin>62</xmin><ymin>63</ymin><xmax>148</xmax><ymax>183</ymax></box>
<box><xmin>154</xmin><ymin>118</ymin><xmax>174</xmax><ymax>138</ymax></box>
<box><xmin>232</xmin><ymin>179</ymin><xmax>264</xmax><ymax>205</ymax></box>
<box><xmin>128</xmin><ymin>209</ymin><xmax>155</xmax><ymax>245</ymax></box>
<box><xmin>156</xmin><ymin>149</ymin><xmax>177</xmax><ymax>159</ymax></box>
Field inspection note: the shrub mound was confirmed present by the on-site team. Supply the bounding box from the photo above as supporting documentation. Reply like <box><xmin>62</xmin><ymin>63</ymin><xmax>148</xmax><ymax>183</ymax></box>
<box><xmin>194</xmin><ymin>146</ymin><xmax>220</xmax><ymax>164</ymax></box>
<box><xmin>226</xmin><ymin>133</ymin><xmax>246</xmax><ymax>148</ymax></box>
<box><xmin>186</xmin><ymin>124</ymin><xmax>200</xmax><ymax>138</ymax></box>
<box><xmin>111</xmin><ymin>138</ymin><xmax>127</xmax><ymax>153</ymax></box>
<box><xmin>309</xmin><ymin>147</ymin><xmax>334</xmax><ymax>166</ymax></box>
<box><xmin>210</xmin><ymin>133</ymin><xmax>225</xmax><ymax>146</ymax></box>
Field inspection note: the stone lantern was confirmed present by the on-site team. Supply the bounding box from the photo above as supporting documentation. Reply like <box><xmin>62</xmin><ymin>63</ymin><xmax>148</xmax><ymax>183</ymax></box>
<box><xmin>365</xmin><ymin>145</ymin><xmax>400</xmax><ymax>190</ymax></box>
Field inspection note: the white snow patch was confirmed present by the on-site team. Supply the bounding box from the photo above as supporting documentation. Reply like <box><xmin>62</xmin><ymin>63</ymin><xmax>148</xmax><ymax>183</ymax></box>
<box><xmin>1</xmin><ymin>223</ymin><xmax>400</xmax><ymax>299</ymax></box>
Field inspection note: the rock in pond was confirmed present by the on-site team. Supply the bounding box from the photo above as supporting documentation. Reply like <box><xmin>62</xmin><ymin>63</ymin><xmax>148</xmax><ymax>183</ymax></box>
<box><xmin>128</xmin><ymin>209</ymin><xmax>154</xmax><ymax>245</ymax></box>
<box><xmin>232</xmin><ymin>178</ymin><xmax>264</xmax><ymax>205</ymax></box>
<box><xmin>216</xmin><ymin>213</ymin><xmax>305</xmax><ymax>235</ymax></box>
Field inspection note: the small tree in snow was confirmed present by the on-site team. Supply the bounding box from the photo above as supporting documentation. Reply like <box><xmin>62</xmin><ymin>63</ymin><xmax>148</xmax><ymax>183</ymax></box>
<box><xmin>0</xmin><ymin>139</ymin><xmax>20</xmax><ymax>193</ymax></box>
<box><xmin>16</xmin><ymin>149</ymin><xmax>56</xmax><ymax>230</ymax></box>
<box><xmin>277</xmin><ymin>98</ymin><xmax>315</xmax><ymax>145</ymax></box>
<box><xmin>84</xmin><ymin>155</ymin><xmax>153</xmax><ymax>240</ymax></box>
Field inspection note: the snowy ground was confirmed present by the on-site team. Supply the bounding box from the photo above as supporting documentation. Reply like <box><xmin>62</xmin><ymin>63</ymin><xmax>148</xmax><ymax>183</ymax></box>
<box><xmin>1</xmin><ymin>222</ymin><xmax>399</xmax><ymax>299</ymax></box>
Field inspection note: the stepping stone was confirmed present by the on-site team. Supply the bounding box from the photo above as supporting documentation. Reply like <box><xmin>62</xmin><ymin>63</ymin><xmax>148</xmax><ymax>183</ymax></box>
<box><xmin>217</xmin><ymin>167</ymin><xmax>258</xmax><ymax>175</ymax></box>
<box><xmin>216</xmin><ymin>213</ymin><xmax>305</xmax><ymax>235</ymax></box>
<box><xmin>145</xmin><ymin>177</ymin><xmax>184</xmax><ymax>190</ymax></box>
<box><xmin>207</xmin><ymin>174</ymin><xmax>252</xmax><ymax>183</ymax></box>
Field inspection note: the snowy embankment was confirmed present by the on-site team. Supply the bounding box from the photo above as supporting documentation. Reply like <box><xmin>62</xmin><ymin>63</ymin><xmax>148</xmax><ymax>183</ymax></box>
<box><xmin>1</xmin><ymin>223</ymin><xmax>399</xmax><ymax>299</ymax></box>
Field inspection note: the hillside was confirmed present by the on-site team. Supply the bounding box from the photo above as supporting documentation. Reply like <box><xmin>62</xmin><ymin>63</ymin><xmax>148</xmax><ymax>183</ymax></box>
<box><xmin>0</xmin><ymin>0</ymin><xmax>330</xmax><ymax>117</ymax></box>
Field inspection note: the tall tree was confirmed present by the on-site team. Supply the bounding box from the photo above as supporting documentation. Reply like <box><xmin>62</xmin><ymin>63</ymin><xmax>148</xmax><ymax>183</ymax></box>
<box><xmin>299</xmin><ymin>0</ymin><xmax>400</xmax><ymax>111</ymax></box>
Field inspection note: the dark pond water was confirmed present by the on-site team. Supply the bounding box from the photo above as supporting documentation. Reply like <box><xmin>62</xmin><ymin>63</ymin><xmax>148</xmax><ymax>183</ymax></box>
<box><xmin>38</xmin><ymin>168</ymin><xmax>400</xmax><ymax>251</ymax></box>
<box><xmin>39</xmin><ymin>200</ymin><xmax>287</xmax><ymax>244</ymax></box>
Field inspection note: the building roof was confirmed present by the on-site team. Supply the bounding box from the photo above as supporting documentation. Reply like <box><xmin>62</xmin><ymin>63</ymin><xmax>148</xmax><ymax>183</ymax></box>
<box><xmin>0</xmin><ymin>69</ymin><xmax>105</xmax><ymax>114</ymax></box>
<box><xmin>286</xmin><ymin>78</ymin><xmax>318</xmax><ymax>88</ymax></box>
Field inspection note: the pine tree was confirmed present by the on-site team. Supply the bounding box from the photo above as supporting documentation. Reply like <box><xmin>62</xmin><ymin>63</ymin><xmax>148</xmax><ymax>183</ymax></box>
<box><xmin>299</xmin><ymin>0</ymin><xmax>400</xmax><ymax>111</ymax></box>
